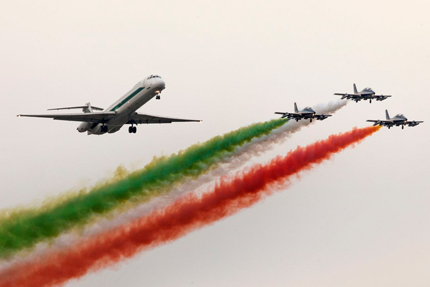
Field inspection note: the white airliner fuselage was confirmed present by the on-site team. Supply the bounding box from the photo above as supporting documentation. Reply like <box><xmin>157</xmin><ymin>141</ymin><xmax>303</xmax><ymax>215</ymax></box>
<box><xmin>18</xmin><ymin>75</ymin><xmax>200</xmax><ymax>135</ymax></box>
<box><xmin>82</xmin><ymin>75</ymin><xmax>166</xmax><ymax>134</ymax></box>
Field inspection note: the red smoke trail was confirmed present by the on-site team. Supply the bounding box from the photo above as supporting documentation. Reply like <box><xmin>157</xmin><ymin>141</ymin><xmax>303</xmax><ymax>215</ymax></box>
<box><xmin>0</xmin><ymin>126</ymin><xmax>380</xmax><ymax>287</ymax></box>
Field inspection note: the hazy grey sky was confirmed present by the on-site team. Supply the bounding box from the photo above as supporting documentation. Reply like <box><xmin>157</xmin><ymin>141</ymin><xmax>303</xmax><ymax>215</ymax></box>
<box><xmin>1</xmin><ymin>0</ymin><xmax>429</xmax><ymax>286</ymax></box>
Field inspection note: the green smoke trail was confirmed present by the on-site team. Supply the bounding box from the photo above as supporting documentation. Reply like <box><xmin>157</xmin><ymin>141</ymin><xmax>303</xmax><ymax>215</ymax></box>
<box><xmin>0</xmin><ymin>118</ymin><xmax>287</xmax><ymax>259</ymax></box>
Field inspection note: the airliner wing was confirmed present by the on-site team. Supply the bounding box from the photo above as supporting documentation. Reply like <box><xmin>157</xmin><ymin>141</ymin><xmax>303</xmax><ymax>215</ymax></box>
<box><xmin>129</xmin><ymin>113</ymin><xmax>201</xmax><ymax>124</ymax></box>
<box><xmin>17</xmin><ymin>112</ymin><xmax>116</xmax><ymax>123</ymax></box>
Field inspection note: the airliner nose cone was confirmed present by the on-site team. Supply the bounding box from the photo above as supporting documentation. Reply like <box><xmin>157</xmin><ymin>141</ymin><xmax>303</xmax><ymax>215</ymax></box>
<box><xmin>158</xmin><ymin>79</ymin><xmax>166</xmax><ymax>90</ymax></box>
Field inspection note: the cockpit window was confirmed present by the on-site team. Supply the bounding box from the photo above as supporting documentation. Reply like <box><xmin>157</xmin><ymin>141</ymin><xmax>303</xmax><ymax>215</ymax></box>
<box><xmin>304</xmin><ymin>107</ymin><xmax>312</xmax><ymax>110</ymax></box>
<box><xmin>147</xmin><ymin>75</ymin><xmax>161</xmax><ymax>79</ymax></box>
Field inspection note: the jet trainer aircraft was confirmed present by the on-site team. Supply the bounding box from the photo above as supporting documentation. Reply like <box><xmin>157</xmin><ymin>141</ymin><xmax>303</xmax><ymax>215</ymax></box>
<box><xmin>17</xmin><ymin>75</ymin><xmax>201</xmax><ymax>135</ymax></box>
<box><xmin>334</xmin><ymin>84</ymin><xmax>391</xmax><ymax>103</ymax></box>
<box><xmin>275</xmin><ymin>102</ymin><xmax>332</xmax><ymax>122</ymax></box>
<box><xmin>367</xmin><ymin>110</ymin><xmax>423</xmax><ymax>129</ymax></box>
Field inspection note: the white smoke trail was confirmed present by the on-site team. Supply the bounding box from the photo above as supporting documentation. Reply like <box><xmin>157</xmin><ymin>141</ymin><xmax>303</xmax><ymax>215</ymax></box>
<box><xmin>0</xmin><ymin>99</ymin><xmax>347</xmax><ymax>270</ymax></box>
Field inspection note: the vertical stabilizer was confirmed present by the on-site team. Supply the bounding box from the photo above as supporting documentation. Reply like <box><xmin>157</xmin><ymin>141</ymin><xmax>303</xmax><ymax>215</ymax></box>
<box><xmin>385</xmin><ymin>109</ymin><xmax>390</xmax><ymax>120</ymax></box>
<box><xmin>83</xmin><ymin>103</ymin><xmax>92</xmax><ymax>113</ymax></box>
<box><xmin>353</xmin><ymin>83</ymin><xmax>358</xmax><ymax>94</ymax></box>
<box><xmin>294</xmin><ymin>102</ymin><xmax>299</xmax><ymax>113</ymax></box>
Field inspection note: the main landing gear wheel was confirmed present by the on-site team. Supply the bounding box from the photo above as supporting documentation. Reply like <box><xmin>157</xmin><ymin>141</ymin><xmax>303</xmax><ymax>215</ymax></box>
<box><xmin>101</xmin><ymin>125</ymin><xmax>108</xmax><ymax>133</ymax></box>
<box><xmin>129</xmin><ymin>126</ymin><xmax>137</xmax><ymax>133</ymax></box>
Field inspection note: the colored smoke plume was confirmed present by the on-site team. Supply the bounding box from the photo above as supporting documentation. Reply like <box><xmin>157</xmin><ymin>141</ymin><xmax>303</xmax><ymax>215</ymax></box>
<box><xmin>0</xmin><ymin>100</ymin><xmax>348</xmax><ymax>267</ymax></box>
<box><xmin>0</xmin><ymin>118</ymin><xmax>287</xmax><ymax>259</ymax></box>
<box><xmin>0</xmin><ymin>125</ymin><xmax>379</xmax><ymax>287</ymax></box>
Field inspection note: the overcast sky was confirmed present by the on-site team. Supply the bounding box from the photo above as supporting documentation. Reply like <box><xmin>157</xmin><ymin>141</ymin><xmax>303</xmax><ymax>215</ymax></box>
<box><xmin>1</xmin><ymin>0</ymin><xmax>430</xmax><ymax>286</ymax></box>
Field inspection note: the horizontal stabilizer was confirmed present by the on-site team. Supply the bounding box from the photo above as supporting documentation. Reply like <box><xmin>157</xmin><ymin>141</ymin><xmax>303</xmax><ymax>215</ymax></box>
<box><xmin>48</xmin><ymin>106</ymin><xmax>103</xmax><ymax>111</ymax></box>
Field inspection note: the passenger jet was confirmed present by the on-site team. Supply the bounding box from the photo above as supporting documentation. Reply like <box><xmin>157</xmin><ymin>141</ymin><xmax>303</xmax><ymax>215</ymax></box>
<box><xmin>17</xmin><ymin>75</ymin><xmax>201</xmax><ymax>135</ymax></box>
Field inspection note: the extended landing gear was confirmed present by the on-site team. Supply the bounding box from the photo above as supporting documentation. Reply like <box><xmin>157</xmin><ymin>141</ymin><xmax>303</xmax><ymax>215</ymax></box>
<box><xmin>402</xmin><ymin>125</ymin><xmax>404</xmax><ymax>129</ymax></box>
<box><xmin>128</xmin><ymin>126</ymin><xmax>137</xmax><ymax>133</ymax></box>
<box><xmin>310</xmin><ymin>119</ymin><xmax>313</xmax><ymax>123</ymax></box>
<box><xmin>155</xmin><ymin>91</ymin><xmax>161</xmax><ymax>100</ymax></box>
<box><xmin>101</xmin><ymin>125</ymin><xmax>108</xmax><ymax>133</ymax></box>
<box><xmin>369</xmin><ymin>99</ymin><xmax>372</xmax><ymax>104</ymax></box>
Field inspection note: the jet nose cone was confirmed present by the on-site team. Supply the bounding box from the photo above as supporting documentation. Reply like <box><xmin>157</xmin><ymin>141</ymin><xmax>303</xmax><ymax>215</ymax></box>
<box><xmin>156</xmin><ymin>78</ymin><xmax>166</xmax><ymax>90</ymax></box>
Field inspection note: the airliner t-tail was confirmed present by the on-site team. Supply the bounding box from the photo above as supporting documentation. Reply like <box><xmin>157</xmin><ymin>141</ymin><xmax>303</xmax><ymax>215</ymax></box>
<box><xmin>17</xmin><ymin>75</ymin><xmax>201</xmax><ymax>135</ymax></box>
<box><xmin>275</xmin><ymin>102</ymin><xmax>331</xmax><ymax>122</ymax></box>
<box><xmin>334</xmin><ymin>83</ymin><xmax>391</xmax><ymax>103</ymax></box>
<box><xmin>367</xmin><ymin>110</ymin><xmax>423</xmax><ymax>129</ymax></box>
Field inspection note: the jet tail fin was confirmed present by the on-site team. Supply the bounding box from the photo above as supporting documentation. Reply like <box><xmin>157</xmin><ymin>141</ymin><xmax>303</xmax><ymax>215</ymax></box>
<box><xmin>294</xmin><ymin>102</ymin><xmax>298</xmax><ymax>113</ymax></box>
<box><xmin>385</xmin><ymin>109</ymin><xmax>390</xmax><ymax>120</ymax></box>
<box><xmin>353</xmin><ymin>83</ymin><xmax>358</xmax><ymax>94</ymax></box>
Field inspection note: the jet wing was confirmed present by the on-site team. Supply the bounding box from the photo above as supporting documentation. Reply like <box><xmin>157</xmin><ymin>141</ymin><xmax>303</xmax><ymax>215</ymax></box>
<box><xmin>17</xmin><ymin>112</ymin><xmax>116</xmax><ymax>123</ymax></box>
<box><xmin>315</xmin><ymin>114</ymin><xmax>332</xmax><ymax>120</ymax></box>
<box><xmin>373</xmin><ymin>95</ymin><xmax>391</xmax><ymax>101</ymax></box>
<box><xmin>274</xmin><ymin>112</ymin><xmax>300</xmax><ymax>119</ymax></box>
<box><xmin>367</xmin><ymin>119</ymin><xmax>382</xmax><ymax>125</ymax></box>
<box><xmin>366</xmin><ymin>120</ymin><xmax>393</xmax><ymax>127</ymax></box>
<box><xmin>128</xmin><ymin>113</ymin><xmax>201</xmax><ymax>124</ymax></box>
<box><xmin>406</xmin><ymin>120</ymin><xmax>423</xmax><ymax>127</ymax></box>
<box><xmin>334</xmin><ymin>93</ymin><xmax>361</xmax><ymax>101</ymax></box>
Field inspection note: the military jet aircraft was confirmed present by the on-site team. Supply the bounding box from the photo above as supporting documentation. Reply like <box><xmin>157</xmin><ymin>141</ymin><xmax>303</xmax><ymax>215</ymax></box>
<box><xmin>334</xmin><ymin>84</ymin><xmax>391</xmax><ymax>103</ymax></box>
<box><xmin>17</xmin><ymin>75</ymin><xmax>201</xmax><ymax>135</ymax></box>
<box><xmin>367</xmin><ymin>110</ymin><xmax>423</xmax><ymax>129</ymax></box>
<box><xmin>275</xmin><ymin>102</ymin><xmax>332</xmax><ymax>122</ymax></box>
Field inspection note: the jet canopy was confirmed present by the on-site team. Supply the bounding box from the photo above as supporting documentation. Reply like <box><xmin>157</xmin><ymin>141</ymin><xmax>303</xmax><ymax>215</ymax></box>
<box><xmin>363</xmin><ymin>87</ymin><xmax>374</xmax><ymax>92</ymax></box>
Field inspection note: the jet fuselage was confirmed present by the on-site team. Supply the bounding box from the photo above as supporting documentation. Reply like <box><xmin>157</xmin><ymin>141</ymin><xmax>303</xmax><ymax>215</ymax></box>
<box><xmin>83</xmin><ymin>75</ymin><xmax>166</xmax><ymax>134</ymax></box>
